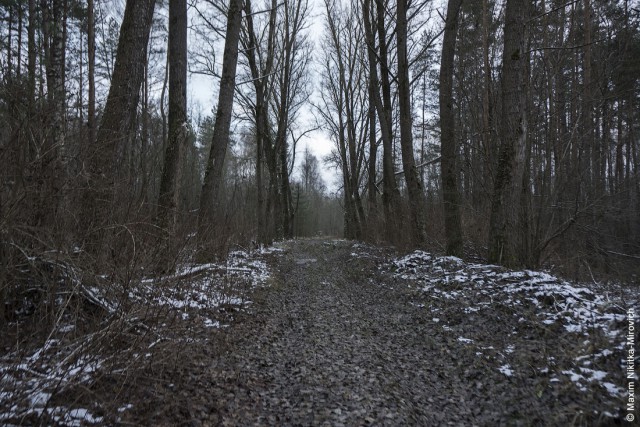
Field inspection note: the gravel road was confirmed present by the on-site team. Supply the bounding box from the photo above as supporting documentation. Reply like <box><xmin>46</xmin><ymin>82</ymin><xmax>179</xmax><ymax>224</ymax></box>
<box><xmin>194</xmin><ymin>239</ymin><xmax>594</xmax><ymax>426</ymax></box>
<box><xmin>129</xmin><ymin>238</ymin><xmax>619</xmax><ymax>426</ymax></box>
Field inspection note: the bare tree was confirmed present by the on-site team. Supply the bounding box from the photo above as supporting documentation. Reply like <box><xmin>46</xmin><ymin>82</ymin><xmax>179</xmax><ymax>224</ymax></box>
<box><xmin>397</xmin><ymin>0</ymin><xmax>428</xmax><ymax>246</ymax></box>
<box><xmin>488</xmin><ymin>0</ymin><xmax>529</xmax><ymax>266</ymax></box>
<box><xmin>319</xmin><ymin>0</ymin><xmax>369</xmax><ymax>240</ymax></box>
<box><xmin>82</xmin><ymin>0</ymin><xmax>156</xmax><ymax>249</ymax></box>
<box><xmin>272</xmin><ymin>0</ymin><xmax>312</xmax><ymax>238</ymax></box>
<box><xmin>372</xmin><ymin>0</ymin><xmax>403</xmax><ymax>243</ymax></box>
<box><xmin>87</xmin><ymin>0</ymin><xmax>96</xmax><ymax>143</ymax></box>
<box><xmin>241</xmin><ymin>0</ymin><xmax>279</xmax><ymax>243</ymax></box>
<box><xmin>439</xmin><ymin>0</ymin><xmax>463</xmax><ymax>256</ymax></box>
<box><xmin>158</xmin><ymin>0</ymin><xmax>188</xmax><ymax>230</ymax></box>
<box><xmin>199</xmin><ymin>0</ymin><xmax>243</xmax><ymax>234</ymax></box>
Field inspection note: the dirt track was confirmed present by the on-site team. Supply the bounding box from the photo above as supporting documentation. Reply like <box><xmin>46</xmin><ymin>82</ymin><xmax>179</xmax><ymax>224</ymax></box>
<box><xmin>120</xmin><ymin>239</ymin><xmax>622</xmax><ymax>426</ymax></box>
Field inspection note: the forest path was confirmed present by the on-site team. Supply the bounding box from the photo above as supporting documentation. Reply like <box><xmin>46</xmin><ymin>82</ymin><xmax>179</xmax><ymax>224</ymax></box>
<box><xmin>126</xmin><ymin>238</ymin><xmax>623</xmax><ymax>426</ymax></box>
<box><xmin>200</xmin><ymin>239</ymin><xmax>485</xmax><ymax>426</ymax></box>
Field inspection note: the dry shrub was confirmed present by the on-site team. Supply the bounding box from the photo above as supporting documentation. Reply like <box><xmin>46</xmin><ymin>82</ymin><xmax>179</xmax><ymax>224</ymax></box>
<box><xmin>0</xmin><ymin>209</ymin><xmax>270</xmax><ymax>424</ymax></box>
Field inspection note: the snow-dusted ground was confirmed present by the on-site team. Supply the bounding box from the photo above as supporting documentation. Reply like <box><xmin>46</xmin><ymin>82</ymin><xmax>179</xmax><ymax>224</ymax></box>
<box><xmin>0</xmin><ymin>248</ymin><xmax>276</xmax><ymax>426</ymax></box>
<box><xmin>1</xmin><ymin>240</ymin><xmax>635</xmax><ymax>424</ymax></box>
<box><xmin>383</xmin><ymin>249</ymin><xmax>638</xmax><ymax>420</ymax></box>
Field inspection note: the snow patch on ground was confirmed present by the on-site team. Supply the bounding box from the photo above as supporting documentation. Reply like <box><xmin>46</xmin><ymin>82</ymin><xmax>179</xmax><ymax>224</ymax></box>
<box><xmin>0</xmin><ymin>247</ymin><xmax>275</xmax><ymax>425</ymax></box>
<box><xmin>383</xmin><ymin>249</ymin><xmax>636</xmax><ymax>419</ymax></box>
<box><xmin>498</xmin><ymin>364</ymin><xmax>514</xmax><ymax>377</ymax></box>
<box><xmin>388</xmin><ymin>250</ymin><xmax>631</xmax><ymax>340</ymax></box>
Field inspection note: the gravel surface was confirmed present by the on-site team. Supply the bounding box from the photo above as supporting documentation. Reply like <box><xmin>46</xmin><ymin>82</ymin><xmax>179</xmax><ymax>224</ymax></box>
<box><xmin>208</xmin><ymin>239</ymin><xmax>464</xmax><ymax>426</ymax></box>
<box><xmin>1</xmin><ymin>238</ymin><xmax>628</xmax><ymax>426</ymax></box>
<box><xmin>119</xmin><ymin>238</ymin><xmax>625</xmax><ymax>426</ymax></box>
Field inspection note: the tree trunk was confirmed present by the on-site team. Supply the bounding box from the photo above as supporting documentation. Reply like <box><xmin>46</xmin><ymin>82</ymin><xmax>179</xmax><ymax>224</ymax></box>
<box><xmin>83</xmin><ymin>0</ymin><xmax>155</xmax><ymax>243</ymax></box>
<box><xmin>7</xmin><ymin>5</ymin><xmax>12</xmax><ymax>78</ymax></box>
<box><xmin>199</xmin><ymin>0</ymin><xmax>243</xmax><ymax>229</ymax></box>
<box><xmin>274</xmin><ymin>0</ymin><xmax>302</xmax><ymax>239</ymax></box>
<box><xmin>244</xmin><ymin>0</ymin><xmax>278</xmax><ymax>244</ymax></box>
<box><xmin>95</xmin><ymin>0</ymin><xmax>155</xmax><ymax>164</ymax></box>
<box><xmin>439</xmin><ymin>0</ymin><xmax>464</xmax><ymax>257</ymax></box>
<box><xmin>363</xmin><ymin>0</ymin><xmax>379</xmax><ymax>236</ymax></box>
<box><xmin>397</xmin><ymin>0</ymin><xmax>428</xmax><ymax>246</ymax></box>
<box><xmin>17</xmin><ymin>3</ymin><xmax>22</xmax><ymax>78</ymax></box>
<box><xmin>481</xmin><ymin>0</ymin><xmax>493</xmax><ymax>193</ymax></box>
<box><xmin>88</xmin><ymin>0</ymin><xmax>96</xmax><ymax>143</ymax></box>
<box><xmin>158</xmin><ymin>0</ymin><xmax>188</xmax><ymax>230</ymax></box>
<box><xmin>488</xmin><ymin>0</ymin><xmax>529</xmax><ymax>266</ymax></box>
<box><xmin>374</xmin><ymin>0</ymin><xmax>402</xmax><ymax>243</ymax></box>
<box><xmin>367</xmin><ymin>79</ymin><xmax>378</xmax><ymax>230</ymax></box>
<box><xmin>28</xmin><ymin>0</ymin><xmax>36</xmax><ymax>111</ymax></box>
<box><xmin>34</xmin><ymin>0</ymin><xmax>65</xmax><ymax>229</ymax></box>
<box><xmin>45</xmin><ymin>0</ymin><xmax>66</xmax><ymax>152</ymax></box>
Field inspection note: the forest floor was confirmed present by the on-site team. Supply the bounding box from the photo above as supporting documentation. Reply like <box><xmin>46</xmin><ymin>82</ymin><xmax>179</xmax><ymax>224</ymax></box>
<box><xmin>0</xmin><ymin>238</ymin><xmax>637</xmax><ymax>426</ymax></box>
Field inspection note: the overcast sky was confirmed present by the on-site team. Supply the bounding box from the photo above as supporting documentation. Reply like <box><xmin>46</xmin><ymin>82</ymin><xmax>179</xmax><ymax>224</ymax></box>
<box><xmin>187</xmin><ymin>0</ymin><xmax>340</xmax><ymax>193</ymax></box>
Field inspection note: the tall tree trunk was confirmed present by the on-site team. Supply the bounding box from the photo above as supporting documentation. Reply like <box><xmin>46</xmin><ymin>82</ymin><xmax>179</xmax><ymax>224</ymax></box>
<box><xmin>363</xmin><ymin>0</ymin><xmax>379</xmax><ymax>237</ymax></box>
<box><xmin>28</xmin><ymin>0</ymin><xmax>36</xmax><ymax>112</ymax></box>
<box><xmin>44</xmin><ymin>0</ymin><xmax>66</xmax><ymax>151</ymax></box>
<box><xmin>367</xmin><ymin>80</ymin><xmax>378</xmax><ymax>229</ymax></box>
<box><xmin>439</xmin><ymin>0</ymin><xmax>464</xmax><ymax>256</ymax></box>
<box><xmin>140</xmin><ymin>55</ymin><xmax>150</xmax><ymax>203</ymax></box>
<box><xmin>88</xmin><ymin>0</ymin><xmax>96</xmax><ymax>143</ymax></box>
<box><xmin>35</xmin><ymin>0</ymin><xmax>65</xmax><ymax>229</ymax></box>
<box><xmin>158</xmin><ymin>0</ymin><xmax>188</xmax><ymax>230</ymax></box>
<box><xmin>199</xmin><ymin>0</ymin><xmax>243</xmax><ymax>230</ymax></box>
<box><xmin>582</xmin><ymin>0</ymin><xmax>600</xmax><ymax>201</ymax></box>
<box><xmin>244</xmin><ymin>0</ymin><xmax>278</xmax><ymax>244</ymax></box>
<box><xmin>17</xmin><ymin>3</ymin><xmax>22</xmax><ymax>78</ymax></box>
<box><xmin>82</xmin><ymin>0</ymin><xmax>155</xmax><ymax>243</ymax></box>
<box><xmin>488</xmin><ymin>0</ymin><xmax>529</xmax><ymax>266</ymax></box>
<box><xmin>374</xmin><ymin>0</ymin><xmax>402</xmax><ymax>243</ymax></box>
<box><xmin>7</xmin><ymin>5</ymin><xmax>12</xmax><ymax>78</ymax></box>
<box><xmin>274</xmin><ymin>0</ymin><xmax>300</xmax><ymax>239</ymax></box>
<box><xmin>481</xmin><ymin>0</ymin><xmax>493</xmax><ymax>191</ymax></box>
<box><xmin>397</xmin><ymin>0</ymin><xmax>428</xmax><ymax>246</ymax></box>
<box><xmin>95</xmin><ymin>0</ymin><xmax>155</xmax><ymax>163</ymax></box>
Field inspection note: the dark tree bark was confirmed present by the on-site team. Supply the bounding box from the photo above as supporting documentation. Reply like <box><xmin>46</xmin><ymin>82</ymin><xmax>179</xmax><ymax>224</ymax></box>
<box><xmin>87</xmin><ymin>0</ymin><xmax>96</xmax><ymax>143</ymax></box>
<box><xmin>199</xmin><ymin>0</ymin><xmax>243</xmax><ymax>228</ymax></box>
<box><xmin>488</xmin><ymin>0</ymin><xmax>529</xmax><ymax>266</ymax></box>
<box><xmin>44</xmin><ymin>0</ymin><xmax>66</xmax><ymax>151</ymax></box>
<box><xmin>243</xmin><ymin>0</ymin><xmax>278</xmax><ymax>244</ymax></box>
<box><xmin>373</xmin><ymin>0</ymin><xmax>403</xmax><ymax>243</ymax></box>
<box><xmin>273</xmin><ymin>0</ymin><xmax>306</xmax><ymax>239</ymax></box>
<box><xmin>17</xmin><ymin>2</ymin><xmax>22</xmax><ymax>77</ymax></box>
<box><xmin>82</xmin><ymin>0</ymin><xmax>155</xmax><ymax>240</ymax></box>
<box><xmin>481</xmin><ymin>0</ymin><xmax>493</xmax><ymax>192</ymax></box>
<box><xmin>366</xmin><ymin>78</ymin><xmax>378</xmax><ymax>228</ymax></box>
<box><xmin>95</xmin><ymin>0</ymin><xmax>155</xmax><ymax>165</ymax></box>
<box><xmin>363</xmin><ymin>0</ymin><xmax>379</xmax><ymax>232</ymax></box>
<box><xmin>28</xmin><ymin>0</ymin><xmax>36</xmax><ymax>110</ymax></box>
<box><xmin>32</xmin><ymin>0</ymin><xmax>65</xmax><ymax>228</ymax></box>
<box><xmin>158</xmin><ymin>0</ymin><xmax>188</xmax><ymax>230</ymax></box>
<box><xmin>7</xmin><ymin>5</ymin><xmax>12</xmax><ymax>77</ymax></box>
<box><xmin>397</xmin><ymin>0</ymin><xmax>428</xmax><ymax>246</ymax></box>
<box><xmin>439</xmin><ymin>0</ymin><xmax>464</xmax><ymax>256</ymax></box>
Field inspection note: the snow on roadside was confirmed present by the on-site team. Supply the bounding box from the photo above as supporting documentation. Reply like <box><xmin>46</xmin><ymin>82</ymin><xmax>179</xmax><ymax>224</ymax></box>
<box><xmin>132</xmin><ymin>249</ymin><xmax>272</xmax><ymax>328</ymax></box>
<box><xmin>0</xmin><ymin>247</ymin><xmax>276</xmax><ymax>425</ymax></box>
<box><xmin>383</xmin><ymin>249</ymin><xmax>636</xmax><ymax>416</ymax></box>
<box><xmin>388</xmin><ymin>250</ymin><xmax>631</xmax><ymax>339</ymax></box>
